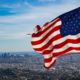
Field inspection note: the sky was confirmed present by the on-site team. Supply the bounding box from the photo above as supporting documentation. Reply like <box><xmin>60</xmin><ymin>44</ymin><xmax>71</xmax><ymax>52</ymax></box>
<box><xmin>0</xmin><ymin>0</ymin><xmax>80</xmax><ymax>52</ymax></box>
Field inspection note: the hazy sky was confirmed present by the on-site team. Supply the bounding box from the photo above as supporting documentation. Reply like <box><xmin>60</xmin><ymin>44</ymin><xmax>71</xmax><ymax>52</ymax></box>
<box><xmin>0</xmin><ymin>0</ymin><xmax>80</xmax><ymax>52</ymax></box>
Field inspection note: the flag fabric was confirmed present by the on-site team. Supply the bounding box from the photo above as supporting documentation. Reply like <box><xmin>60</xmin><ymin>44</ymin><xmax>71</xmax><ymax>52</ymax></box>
<box><xmin>31</xmin><ymin>7</ymin><xmax>80</xmax><ymax>69</ymax></box>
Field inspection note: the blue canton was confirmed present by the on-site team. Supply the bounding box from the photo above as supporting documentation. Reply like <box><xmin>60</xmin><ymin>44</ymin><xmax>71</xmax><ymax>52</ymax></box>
<box><xmin>59</xmin><ymin>7</ymin><xmax>80</xmax><ymax>37</ymax></box>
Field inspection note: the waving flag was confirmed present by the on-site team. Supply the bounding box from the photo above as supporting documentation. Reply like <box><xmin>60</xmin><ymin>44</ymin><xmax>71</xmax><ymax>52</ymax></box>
<box><xmin>31</xmin><ymin>7</ymin><xmax>80</xmax><ymax>69</ymax></box>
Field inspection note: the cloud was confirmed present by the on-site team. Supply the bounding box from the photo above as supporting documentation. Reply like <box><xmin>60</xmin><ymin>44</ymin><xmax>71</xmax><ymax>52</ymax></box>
<box><xmin>0</xmin><ymin>0</ymin><xmax>79</xmax><ymax>40</ymax></box>
<box><xmin>38</xmin><ymin>0</ymin><xmax>56</xmax><ymax>2</ymax></box>
<box><xmin>0</xmin><ymin>31</ymin><xmax>27</xmax><ymax>39</ymax></box>
<box><xmin>0</xmin><ymin>1</ymin><xmax>34</xmax><ymax>9</ymax></box>
<box><xmin>0</xmin><ymin>1</ymin><xmax>79</xmax><ymax>24</ymax></box>
<box><xmin>37</xmin><ymin>0</ymin><xmax>80</xmax><ymax>5</ymax></box>
<box><xmin>0</xmin><ymin>1</ymin><xmax>35</xmax><ymax>16</ymax></box>
<box><xmin>0</xmin><ymin>4</ymin><xmax>20</xmax><ymax>8</ymax></box>
<box><xmin>0</xmin><ymin>14</ymin><xmax>37</xmax><ymax>23</ymax></box>
<box><xmin>0</xmin><ymin>0</ymin><xmax>80</xmax><ymax>51</ymax></box>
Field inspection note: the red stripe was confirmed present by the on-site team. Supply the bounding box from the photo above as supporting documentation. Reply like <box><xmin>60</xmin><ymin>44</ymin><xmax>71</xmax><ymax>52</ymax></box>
<box><xmin>44</xmin><ymin>47</ymin><xmax>80</xmax><ymax>63</ymax></box>
<box><xmin>42</xmin><ymin>18</ymin><xmax>60</xmax><ymax>29</ymax></box>
<box><xmin>41</xmin><ymin>37</ymin><xmax>80</xmax><ymax>55</ymax></box>
<box><xmin>33</xmin><ymin>34</ymin><xmax>61</xmax><ymax>51</ymax></box>
<box><xmin>32</xmin><ymin>18</ymin><xmax>60</xmax><ymax>37</ymax></box>
<box><xmin>53</xmin><ymin>47</ymin><xmax>80</xmax><ymax>57</ymax></box>
<box><xmin>43</xmin><ymin>49</ymin><xmax>53</xmax><ymax>55</ymax></box>
<box><xmin>44</xmin><ymin>58</ymin><xmax>56</xmax><ymax>69</ymax></box>
<box><xmin>54</xmin><ymin>38</ymin><xmax>80</xmax><ymax>49</ymax></box>
<box><xmin>44</xmin><ymin>56</ymin><xmax>53</xmax><ymax>62</ymax></box>
<box><xmin>31</xmin><ymin>26</ymin><xmax>60</xmax><ymax>45</ymax></box>
<box><xmin>44</xmin><ymin>47</ymin><xmax>80</xmax><ymax>69</ymax></box>
<box><xmin>39</xmin><ymin>18</ymin><xmax>60</xmax><ymax>35</ymax></box>
<box><xmin>43</xmin><ymin>22</ymin><xmax>49</xmax><ymax>27</ymax></box>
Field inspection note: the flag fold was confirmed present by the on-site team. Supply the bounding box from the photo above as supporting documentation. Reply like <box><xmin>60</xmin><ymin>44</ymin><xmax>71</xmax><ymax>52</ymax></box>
<box><xmin>31</xmin><ymin>7</ymin><xmax>80</xmax><ymax>69</ymax></box>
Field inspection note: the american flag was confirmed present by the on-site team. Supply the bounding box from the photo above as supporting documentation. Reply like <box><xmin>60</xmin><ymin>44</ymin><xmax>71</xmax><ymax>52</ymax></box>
<box><xmin>31</xmin><ymin>7</ymin><xmax>80</xmax><ymax>69</ymax></box>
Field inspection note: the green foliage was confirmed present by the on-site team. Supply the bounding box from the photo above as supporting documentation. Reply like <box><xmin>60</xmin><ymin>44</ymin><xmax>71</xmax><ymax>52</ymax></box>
<box><xmin>0</xmin><ymin>68</ymin><xmax>80</xmax><ymax>80</ymax></box>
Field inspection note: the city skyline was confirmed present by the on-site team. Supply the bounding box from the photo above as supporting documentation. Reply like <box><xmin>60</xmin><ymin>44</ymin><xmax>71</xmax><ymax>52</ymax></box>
<box><xmin>0</xmin><ymin>0</ymin><xmax>80</xmax><ymax>52</ymax></box>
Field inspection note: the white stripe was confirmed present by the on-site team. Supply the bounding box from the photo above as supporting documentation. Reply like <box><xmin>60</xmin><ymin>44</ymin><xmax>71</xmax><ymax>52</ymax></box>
<box><xmin>32</xmin><ymin>21</ymin><xmax>61</xmax><ymax>41</ymax></box>
<box><xmin>53</xmin><ymin>33</ymin><xmax>80</xmax><ymax>46</ymax></box>
<box><xmin>42</xmin><ymin>18</ymin><xmax>60</xmax><ymax>31</ymax></box>
<box><xmin>35</xmin><ymin>45</ymin><xmax>53</xmax><ymax>53</ymax></box>
<box><xmin>44</xmin><ymin>50</ymin><xmax>80</xmax><ymax>68</ymax></box>
<box><xmin>67</xmin><ymin>50</ymin><xmax>80</xmax><ymax>53</ymax></box>
<box><xmin>43</xmin><ymin>35</ymin><xmax>80</xmax><ymax>58</ymax></box>
<box><xmin>39</xmin><ymin>43</ymin><xmax>80</xmax><ymax>59</ymax></box>
<box><xmin>43</xmin><ymin>52</ymin><xmax>53</xmax><ymax>59</ymax></box>
<box><xmin>44</xmin><ymin>57</ymin><xmax>57</xmax><ymax>67</ymax></box>
<box><xmin>37</xmin><ymin>46</ymin><xmax>80</xmax><ymax>60</ymax></box>
<box><xmin>32</xmin><ymin>30</ymin><xmax>60</xmax><ymax>48</ymax></box>
<box><xmin>34</xmin><ymin>33</ymin><xmax>80</xmax><ymax>53</ymax></box>
<box><xmin>42</xmin><ymin>46</ymin><xmax>80</xmax><ymax>59</ymax></box>
<box><xmin>43</xmin><ymin>47</ymin><xmax>80</xmax><ymax>59</ymax></box>
<box><xmin>53</xmin><ymin>43</ymin><xmax>80</xmax><ymax>53</ymax></box>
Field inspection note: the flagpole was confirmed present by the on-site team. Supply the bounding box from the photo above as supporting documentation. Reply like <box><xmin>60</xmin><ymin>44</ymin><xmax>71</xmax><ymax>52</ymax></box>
<box><xmin>26</xmin><ymin>33</ymin><xmax>32</xmax><ymax>35</ymax></box>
